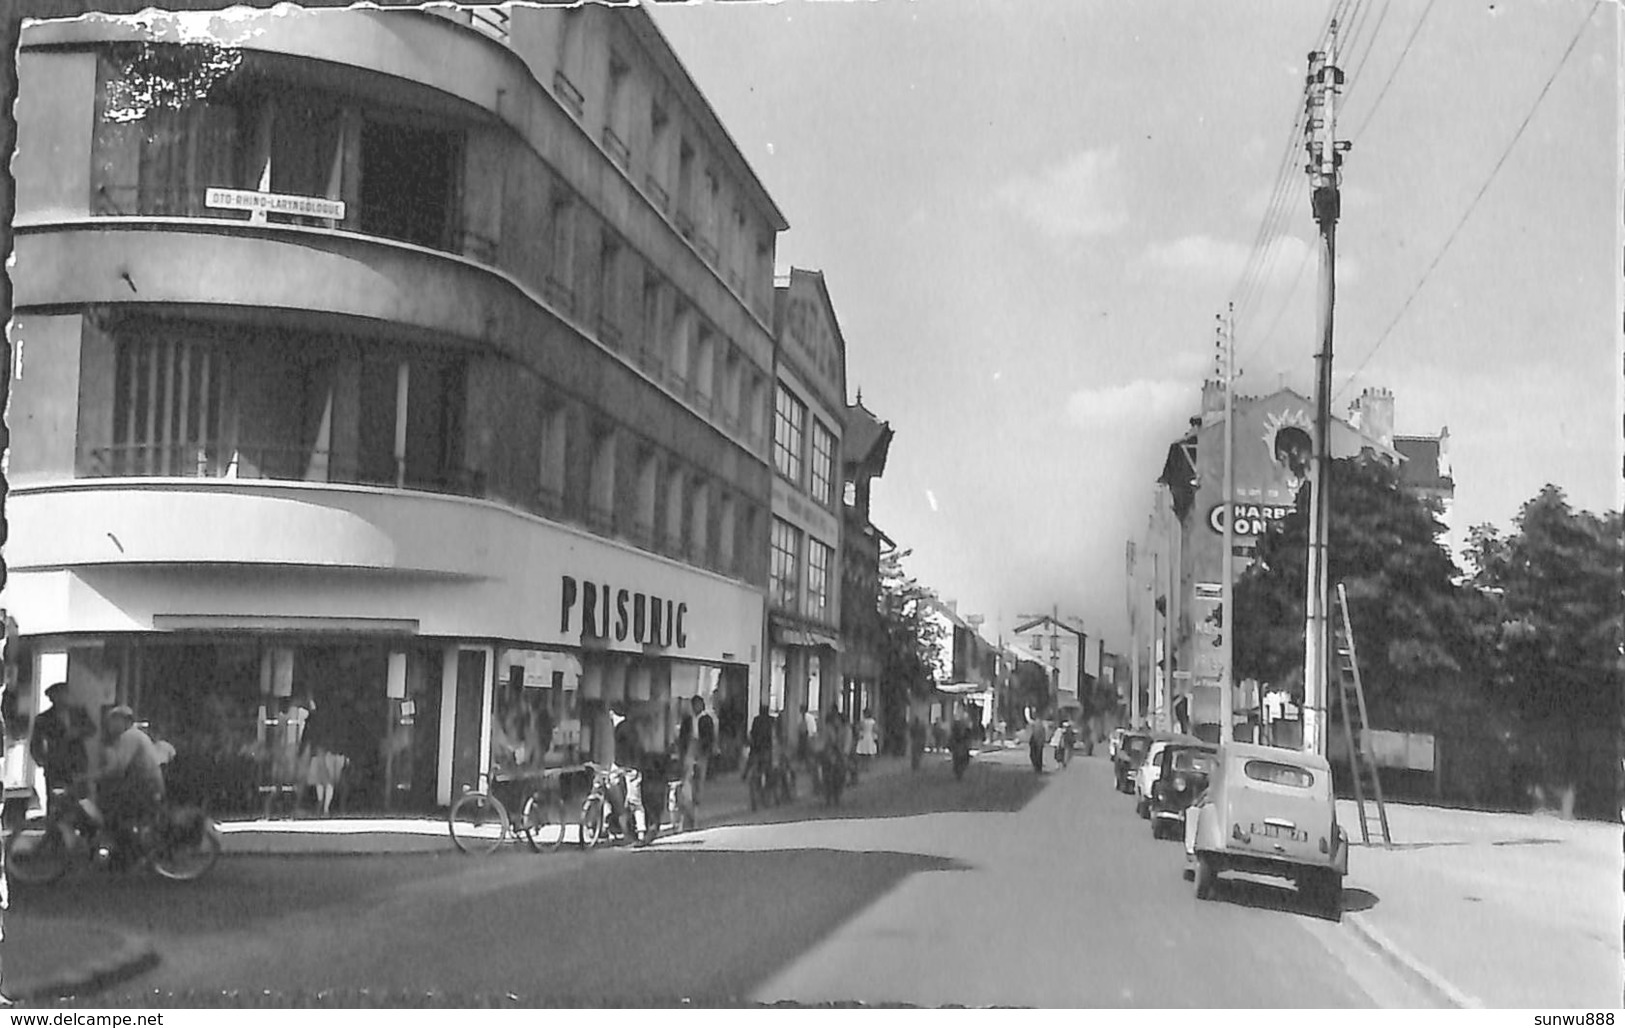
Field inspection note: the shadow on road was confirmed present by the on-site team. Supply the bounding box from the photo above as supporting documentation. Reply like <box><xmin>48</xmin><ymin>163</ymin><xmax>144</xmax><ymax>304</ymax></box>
<box><xmin>95</xmin><ymin>848</ymin><xmax>969</xmax><ymax>1007</ymax></box>
<box><xmin>1207</xmin><ymin>874</ymin><xmax>1382</xmax><ymax>923</ymax></box>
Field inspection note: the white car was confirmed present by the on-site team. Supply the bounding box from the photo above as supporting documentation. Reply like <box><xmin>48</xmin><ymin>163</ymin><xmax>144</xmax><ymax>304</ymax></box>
<box><xmin>1134</xmin><ymin>741</ymin><xmax>1171</xmax><ymax>819</ymax></box>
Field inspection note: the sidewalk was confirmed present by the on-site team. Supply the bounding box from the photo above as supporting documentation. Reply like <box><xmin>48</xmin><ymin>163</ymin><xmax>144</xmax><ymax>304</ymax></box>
<box><xmin>217</xmin><ymin>753</ymin><xmax>916</xmax><ymax>856</ymax></box>
<box><xmin>1336</xmin><ymin>798</ymin><xmax>1621</xmax><ymax>1009</ymax></box>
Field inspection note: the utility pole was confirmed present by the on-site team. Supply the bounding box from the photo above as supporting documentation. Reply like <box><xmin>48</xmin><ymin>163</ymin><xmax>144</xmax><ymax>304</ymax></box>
<box><xmin>1219</xmin><ymin>303</ymin><xmax>1237</xmax><ymax>745</ymax></box>
<box><xmin>1301</xmin><ymin>25</ymin><xmax>1349</xmax><ymax>756</ymax></box>
<box><xmin>1126</xmin><ymin>540</ymin><xmax>1140</xmax><ymax>729</ymax></box>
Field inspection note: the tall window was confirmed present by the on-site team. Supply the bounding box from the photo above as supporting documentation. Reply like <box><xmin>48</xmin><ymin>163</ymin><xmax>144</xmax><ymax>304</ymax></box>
<box><xmin>602</xmin><ymin>54</ymin><xmax>631</xmax><ymax>169</ymax></box>
<box><xmin>770</xmin><ymin>517</ymin><xmax>802</xmax><ymax>610</ymax></box>
<box><xmin>547</xmin><ymin>192</ymin><xmax>576</xmax><ymax>314</ymax></box>
<box><xmin>806</xmin><ymin>539</ymin><xmax>832</xmax><ymax>621</ymax></box>
<box><xmin>538</xmin><ymin>404</ymin><xmax>567</xmax><ymax>514</ymax></box>
<box><xmin>773</xmin><ymin>384</ymin><xmax>806</xmax><ymax>482</ymax></box>
<box><xmin>597</xmin><ymin>233</ymin><xmax>622</xmax><ymax>347</ymax></box>
<box><xmin>809</xmin><ymin>419</ymin><xmax>835</xmax><ymax>506</ymax></box>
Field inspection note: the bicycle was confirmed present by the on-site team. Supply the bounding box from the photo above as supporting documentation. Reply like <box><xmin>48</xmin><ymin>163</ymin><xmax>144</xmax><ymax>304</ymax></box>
<box><xmin>577</xmin><ymin>761</ymin><xmax>640</xmax><ymax>849</ymax></box>
<box><xmin>447</xmin><ymin>768</ymin><xmax>568</xmax><ymax>856</ymax></box>
<box><xmin>5</xmin><ymin>785</ymin><xmax>222</xmax><ymax>884</ymax></box>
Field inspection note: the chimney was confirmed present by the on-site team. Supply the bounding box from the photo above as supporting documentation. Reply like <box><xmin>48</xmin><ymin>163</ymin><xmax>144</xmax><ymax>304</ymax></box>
<box><xmin>1348</xmin><ymin>386</ymin><xmax>1395</xmax><ymax>448</ymax></box>
<box><xmin>1201</xmin><ymin>378</ymin><xmax>1227</xmax><ymax>426</ymax></box>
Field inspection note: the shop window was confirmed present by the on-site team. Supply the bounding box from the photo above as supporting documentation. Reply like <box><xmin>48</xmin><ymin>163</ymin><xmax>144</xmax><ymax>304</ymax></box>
<box><xmin>807</xmin><ymin>539</ymin><xmax>832</xmax><ymax>621</ymax></box>
<box><xmin>810</xmin><ymin>418</ymin><xmax>835</xmax><ymax>506</ymax></box>
<box><xmin>773</xmin><ymin>383</ymin><xmax>806</xmax><ymax>483</ymax></box>
<box><xmin>358</xmin><ymin>119</ymin><xmax>462</xmax><ymax>251</ymax></box>
<box><xmin>770</xmin><ymin>516</ymin><xmax>802</xmax><ymax>611</ymax></box>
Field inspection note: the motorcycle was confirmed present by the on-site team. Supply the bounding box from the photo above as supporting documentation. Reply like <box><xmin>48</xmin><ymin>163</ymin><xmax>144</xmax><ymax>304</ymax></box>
<box><xmin>5</xmin><ymin>786</ymin><xmax>222</xmax><ymax>884</ymax></box>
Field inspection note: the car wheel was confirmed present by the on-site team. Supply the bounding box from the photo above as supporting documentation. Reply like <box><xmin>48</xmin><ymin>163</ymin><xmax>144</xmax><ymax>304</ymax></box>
<box><xmin>1194</xmin><ymin>854</ymin><xmax>1218</xmax><ymax>901</ymax></box>
<box><xmin>1136</xmin><ymin>797</ymin><xmax>1150</xmax><ymax>820</ymax></box>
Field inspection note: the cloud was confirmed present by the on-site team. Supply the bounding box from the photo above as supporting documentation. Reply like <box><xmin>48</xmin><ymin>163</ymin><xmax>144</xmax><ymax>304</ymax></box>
<box><xmin>995</xmin><ymin>147</ymin><xmax>1129</xmax><ymax>241</ymax></box>
<box><xmin>1064</xmin><ymin>378</ymin><xmax>1198</xmax><ymax>436</ymax></box>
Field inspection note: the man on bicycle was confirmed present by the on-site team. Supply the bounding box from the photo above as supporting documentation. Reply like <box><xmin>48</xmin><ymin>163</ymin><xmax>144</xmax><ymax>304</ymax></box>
<box><xmin>94</xmin><ymin>705</ymin><xmax>166</xmax><ymax>866</ymax></box>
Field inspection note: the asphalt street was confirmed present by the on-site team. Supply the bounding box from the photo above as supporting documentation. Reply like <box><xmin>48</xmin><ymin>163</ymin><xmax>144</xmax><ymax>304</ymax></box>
<box><xmin>13</xmin><ymin>749</ymin><xmax>1439</xmax><ymax>1007</ymax></box>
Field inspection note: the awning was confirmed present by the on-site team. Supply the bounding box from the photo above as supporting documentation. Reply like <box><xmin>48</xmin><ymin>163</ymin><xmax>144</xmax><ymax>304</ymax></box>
<box><xmin>770</xmin><ymin>622</ymin><xmax>844</xmax><ymax>651</ymax></box>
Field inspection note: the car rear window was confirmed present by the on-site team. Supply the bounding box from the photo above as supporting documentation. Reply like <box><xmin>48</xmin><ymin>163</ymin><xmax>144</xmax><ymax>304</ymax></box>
<box><xmin>1243</xmin><ymin>760</ymin><xmax>1315</xmax><ymax>788</ymax></box>
<box><xmin>1126</xmin><ymin>738</ymin><xmax>1149</xmax><ymax>754</ymax></box>
<box><xmin>1172</xmin><ymin>750</ymin><xmax>1215</xmax><ymax>774</ymax></box>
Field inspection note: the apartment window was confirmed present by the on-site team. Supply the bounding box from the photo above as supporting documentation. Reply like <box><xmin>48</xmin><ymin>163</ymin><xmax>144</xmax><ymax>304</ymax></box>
<box><xmin>663</xmin><ymin>463</ymin><xmax>687</xmax><ymax>556</ymax></box>
<box><xmin>745</xmin><ymin>371</ymin><xmax>766</xmax><ymax>442</ymax></box>
<box><xmin>806</xmin><ymin>539</ymin><xmax>832</xmax><ymax>621</ymax></box>
<box><xmin>547</xmin><ymin>193</ymin><xmax>576</xmax><ymax>314</ymax></box>
<box><xmin>773</xmin><ymin>384</ymin><xmax>806</xmax><ymax>482</ymax></box>
<box><xmin>641</xmin><ymin>272</ymin><xmax>665</xmax><ymax>369</ymax></box>
<box><xmin>700</xmin><ymin>169</ymin><xmax>721</xmax><ymax>260</ymax></box>
<box><xmin>538</xmin><ymin>404</ymin><xmax>567</xmax><ymax>514</ymax></box>
<box><xmin>676</xmin><ymin>139</ymin><xmax>696</xmax><ymax>236</ymax></box>
<box><xmin>554</xmin><ymin>9</ymin><xmax>585</xmax><ymax>117</ymax></box>
<box><xmin>603</xmin><ymin>55</ymin><xmax>631</xmax><ymax>170</ymax></box>
<box><xmin>731</xmin><ymin>209</ymin><xmax>749</xmax><ymax>289</ymax></box>
<box><xmin>588</xmin><ymin>427</ymin><xmax>616</xmax><ymax>533</ymax></box>
<box><xmin>109</xmin><ymin>335</ymin><xmax>232</xmax><ymax>477</ymax></box>
<box><xmin>718</xmin><ymin>491</ymin><xmax>737</xmax><ymax>573</ymax></box>
<box><xmin>720</xmin><ymin>346</ymin><xmax>742</xmax><ymax>428</ymax></box>
<box><xmin>688</xmin><ymin>477</ymin><xmax>710</xmax><ymax>565</ymax></box>
<box><xmin>809</xmin><ymin>418</ymin><xmax>835</xmax><ymax>506</ymax></box>
<box><xmin>646</xmin><ymin>102</ymin><xmax>671</xmax><ymax>209</ymax></box>
<box><xmin>598</xmin><ymin>234</ymin><xmax>623</xmax><ymax>348</ymax></box>
<box><xmin>358</xmin><ymin>120</ymin><xmax>461</xmax><ymax>251</ymax></box>
<box><xmin>668</xmin><ymin>305</ymin><xmax>693</xmax><ymax>388</ymax></box>
<box><xmin>691</xmin><ymin>326</ymin><xmax>715</xmax><ymax>406</ymax></box>
<box><xmin>771</xmin><ymin>517</ymin><xmax>802</xmax><ymax>610</ymax></box>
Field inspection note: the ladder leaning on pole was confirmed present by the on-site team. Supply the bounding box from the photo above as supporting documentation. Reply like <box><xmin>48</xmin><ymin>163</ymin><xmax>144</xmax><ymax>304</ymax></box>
<box><xmin>1333</xmin><ymin>583</ymin><xmax>1392</xmax><ymax>847</ymax></box>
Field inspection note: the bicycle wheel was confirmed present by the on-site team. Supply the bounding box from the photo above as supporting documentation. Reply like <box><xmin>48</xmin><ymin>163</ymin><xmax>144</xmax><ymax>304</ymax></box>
<box><xmin>151</xmin><ymin>818</ymin><xmax>222</xmax><ymax>882</ymax></box>
<box><xmin>5</xmin><ymin>821</ymin><xmax>69</xmax><ymax>884</ymax></box>
<box><xmin>521</xmin><ymin>793</ymin><xmax>567</xmax><ymax>853</ymax></box>
<box><xmin>578</xmin><ymin>796</ymin><xmax>606</xmax><ymax>849</ymax></box>
<box><xmin>449</xmin><ymin>791</ymin><xmax>509</xmax><ymax>856</ymax></box>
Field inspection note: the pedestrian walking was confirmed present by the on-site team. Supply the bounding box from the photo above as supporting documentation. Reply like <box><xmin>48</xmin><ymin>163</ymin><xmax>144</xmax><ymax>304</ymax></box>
<box><xmin>855</xmin><ymin>707</ymin><xmax>878</xmax><ymax>777</ymax></box>
<box><xmin>677</xmin><ymin>694</ymin><xmax>716</xmax><ymax>818</ymax></box>
<box><xmin>1027</xmin><ymin>711</ymin><xmax>1048</xmax><ymax>774</ymax></box>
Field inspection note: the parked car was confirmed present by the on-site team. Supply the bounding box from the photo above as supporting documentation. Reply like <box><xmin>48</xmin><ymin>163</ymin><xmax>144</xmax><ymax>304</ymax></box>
<box><xmin>1183</xmin><ymin>742</ymin><xmax>1348</xmax><ymax>919</ymax></box>
<box><xmin>1113</xmin><ymin>731</ymin><xmax>1152</xmax><ymax>793</ymax></box>
<box><xmin>1149</xmin><ymin>742</ymin><xmax>1217</xmax><ymax>839</ymax></box>
<box><xmin>1134</xmin><ymin>733</ymin><xmax>1205</xmax><ymax>818</ymax></box>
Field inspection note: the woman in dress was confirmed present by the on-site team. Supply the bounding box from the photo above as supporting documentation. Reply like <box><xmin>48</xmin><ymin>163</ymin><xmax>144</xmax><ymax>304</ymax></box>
<box><xmin>854</xmin><ymin>707</ymin><xmax>879</xmax><ymax>779</ymax></box>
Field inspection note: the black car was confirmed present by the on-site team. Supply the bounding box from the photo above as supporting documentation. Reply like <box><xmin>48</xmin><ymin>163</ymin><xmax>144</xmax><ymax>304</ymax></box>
<box><xmin>1113</xmin><ymin>731</ymin><xmax>1152</xmax><ymax>793</ymax></box>
<box><xmin>1149</xmin><ymin>742</ymin><xmax>1218</xmax><ymax>839</ymax></box>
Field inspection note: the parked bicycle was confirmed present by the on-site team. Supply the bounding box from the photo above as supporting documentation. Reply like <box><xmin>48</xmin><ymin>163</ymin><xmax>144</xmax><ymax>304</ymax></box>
<box><xmin>577</xmin><ymin>761</ymin><xmax>639</xmax><ymax>849</ymax></box>
<box><xmin>5</xmin><ymin>785</ymin><xmax>221</xmax><ymax>884</ymax></box>
<box><xmin>448</xmin><ymin>768</ymin><xmax>568</xmax><ymax>856</ymax></box>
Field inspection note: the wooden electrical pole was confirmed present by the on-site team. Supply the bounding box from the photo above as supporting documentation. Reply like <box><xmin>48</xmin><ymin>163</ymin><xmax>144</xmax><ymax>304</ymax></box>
<box><xmin>1302</xmin><ymin>26</ymin><xmax>1349</xmax><ymax>756</ymax></box>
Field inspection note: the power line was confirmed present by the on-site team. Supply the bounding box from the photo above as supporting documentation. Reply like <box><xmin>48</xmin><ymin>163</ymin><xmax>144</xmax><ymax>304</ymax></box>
<box><xmin>1342</xmin><ymin>0</ymin><xmax>1393</xmax><ymax>102</ymax></box>
<box><xmin>1336</xmin><ymin>0</ymin><xmax>1603</xmax><ymax>399</ymax></box>
<box><xmin>1348</xmin><ymin>0</ymin><xmax>1437</xmax><ymax>142</ymax></box>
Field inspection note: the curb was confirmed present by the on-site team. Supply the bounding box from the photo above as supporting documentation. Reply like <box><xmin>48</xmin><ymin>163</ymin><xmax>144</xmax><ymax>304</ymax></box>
<box><xmin>12</xmin><ymin>929</ymin><xmax>160</xmax><ymax>1003</ymax></box>
<box><xmin>1345</xmin><ymin>911</ymin><xmax>1482</xmax><ymax>1009</ymax></box>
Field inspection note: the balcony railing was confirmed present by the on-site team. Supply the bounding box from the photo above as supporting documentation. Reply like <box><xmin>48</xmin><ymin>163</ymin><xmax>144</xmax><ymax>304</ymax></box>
<box><xmin>602</xmin><ymin>127</ymin><xmax>631</xmax><ymax>171</ymax></box>
<box><xmin>79</xmin><ymin>443</ymin><xmax>486</xmax><ymax>498</ymax></box>
<box><xmin>553</xmin><ymin>71</ymin><xmax>585</xmax><ymax>118</ymax></box>
<box><xmin>544</xmin><ymin>275</ymin><xmax>576</xmax><ymax>318</ymax></box>
<box><xmin>643</xmin><ymin>176</ymin><xmax>670</xmax><ymax>213</ymax></box>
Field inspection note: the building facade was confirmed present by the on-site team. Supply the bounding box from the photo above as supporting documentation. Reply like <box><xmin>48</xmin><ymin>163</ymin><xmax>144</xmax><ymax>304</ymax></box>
<box><xmin>838</xmin><ymin>396</ymin><xmax>893</xmax><ymax>743</ymax></box>
<box><xmin>1149</xmin><ymin>383</ymin><xmax>1406</xmax><ymax>740</ymax></box>
<box><xmin>3</xmin><ymin>4</ymin><xmax>788</xmax><ymax>812</ymax></box>
<box><xmin>765</xmin><ymin>269</ymin><xmax>846</xmax><ymax>733</ymax></box>
<box><xmin>1011</xmin><ymin>615</ymin><xmax>1087</xmax><ymax>716</ymax></box>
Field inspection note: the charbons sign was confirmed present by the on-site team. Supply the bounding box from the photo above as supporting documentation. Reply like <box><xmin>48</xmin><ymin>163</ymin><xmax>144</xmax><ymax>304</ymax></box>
<box><xmin>1207</xmin><ymin>503</ymin><xmax>1294</xmax><ymax>536</ymax></box>
<box><xmin>560</xmin><ymin>576</ymin><xmax>688</xmax><ymax>649</ymax></box>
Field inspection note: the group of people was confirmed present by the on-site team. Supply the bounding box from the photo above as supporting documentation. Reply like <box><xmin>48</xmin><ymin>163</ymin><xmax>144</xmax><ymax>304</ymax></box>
<box><xmin>28</xmin><ymin>682</ymin><xmax>172</xmax><ymax>864</ymax></box>
<box><xmin>1023</xmin><ymin>709</ymin><xmax>1077</xmax><ymax>773</ymax></box>
<box><xmin>740</xmin><ymin>703</ymin><xmax>880</xmax><ymax>794</ymax></box>
<box><xmin>594</xmin><ymin>694</ymin><xmax>718</xmax><ymax>845</ymax></box>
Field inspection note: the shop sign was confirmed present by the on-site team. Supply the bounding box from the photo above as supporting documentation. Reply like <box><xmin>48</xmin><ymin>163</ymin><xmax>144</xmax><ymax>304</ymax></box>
<box><xmin>1207</xmin><ymin>502</ymin><xmax>1294</xmax><ymax>536</ymax></box>
<box><xmin>560</xmin><ymin>576</ymin><xmax>688</xmax><ymax>649</ymax></box>
<box><xmin>206</xmin><ymin>187</ymin><xmax>345</xmax><ymax>220</ymax></box>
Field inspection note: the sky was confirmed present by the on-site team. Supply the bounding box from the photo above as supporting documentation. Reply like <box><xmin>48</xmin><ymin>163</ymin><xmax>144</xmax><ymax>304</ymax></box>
<box><xmin>649</xmin><ymin>0</ymin><xmax>1620</xmax><ymax>657</ymax></box>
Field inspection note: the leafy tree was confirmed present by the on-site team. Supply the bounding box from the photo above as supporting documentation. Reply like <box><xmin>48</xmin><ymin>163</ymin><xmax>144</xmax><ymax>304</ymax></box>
<box><xmin>1233</xmin><ymin>455</ymin><xmax>1486</xmax><ymax>727</ymax></box>
<box><xmin>877</xmin><ymin>548</ymin><xmax>947</xmax><ymax>706</ymax></box>
<box><xmin>1464</xmin><ymin>486</ymin><xmax>1623</xmax><ymax>815</ymax></box>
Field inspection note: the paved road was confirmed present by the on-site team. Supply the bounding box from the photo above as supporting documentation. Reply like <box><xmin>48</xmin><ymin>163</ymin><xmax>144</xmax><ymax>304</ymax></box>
<box><xmin>13</xmin><ymin>749</ymin><xmax>1436</xmax><ymax>1006</ymax></box>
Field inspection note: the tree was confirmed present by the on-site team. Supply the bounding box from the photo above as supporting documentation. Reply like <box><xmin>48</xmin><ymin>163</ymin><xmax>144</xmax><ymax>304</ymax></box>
<box><xmin>1233</xmin><ymin>455</ymin><xmax>1486</xmax><ymax>728</ymax></box>
<box><xmin>876</xmin><ymin>548</ymin><xmax>947</xmax><ymax>707</ymax></box>
<box><xmin>1464</xmin><ymin>486</ymin><xmax>1623</xmax><ymax>816</ymax></box>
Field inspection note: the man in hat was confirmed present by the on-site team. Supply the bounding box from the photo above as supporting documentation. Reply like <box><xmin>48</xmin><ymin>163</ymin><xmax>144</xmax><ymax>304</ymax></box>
<box><xmin>95</xmin><ymin>705</ymin><xmax>166</xmax><ymax>863</ymax></box>
<box><xmin>29</xmin><ymin>682</ymin><xmax>91</xmax><ymax>803</ymax></box>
